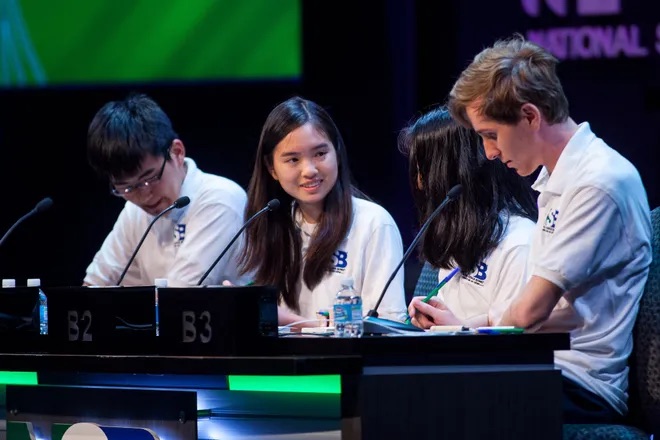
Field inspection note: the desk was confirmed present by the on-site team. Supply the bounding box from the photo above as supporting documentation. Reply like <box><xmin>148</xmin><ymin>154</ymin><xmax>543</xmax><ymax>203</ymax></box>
<box><xmin>279</xmin><ymin>333</ymin><xmax>568</xmax><ymax>439</ymax></box>
<box><xmin>0</xmin><ymin>333</ymin><xmax>568</xmax><ymax>440</ymax></box>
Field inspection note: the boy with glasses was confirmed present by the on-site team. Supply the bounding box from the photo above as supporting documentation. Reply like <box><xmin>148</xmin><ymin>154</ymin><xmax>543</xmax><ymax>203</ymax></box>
<box><xmin>84</xmin><ymin>94</ymin><xmax>247</xmax><ymax>287</ymax></box>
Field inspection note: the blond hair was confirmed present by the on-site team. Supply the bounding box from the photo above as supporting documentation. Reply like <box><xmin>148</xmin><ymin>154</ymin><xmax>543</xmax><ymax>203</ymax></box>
<box><xmin>448</xmin><ymin>34</ymin><xmax>569</xmax><ymax>127</ymax></box>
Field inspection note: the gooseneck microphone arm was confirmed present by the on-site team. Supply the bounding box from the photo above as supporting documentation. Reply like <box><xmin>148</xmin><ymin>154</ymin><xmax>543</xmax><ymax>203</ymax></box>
<box><xmin>367</xmin><ymin>184</ymin><xmax>463</xmax><ymax>318</ymax></box>
<box><xmin>116</xmin><ymin>196</ymin><xmax>191</xmax><ymax>286</ymax></box>
<box><xmin>0</xmin><ymin>197</ymin><xmax>54</xmax><ymax>248</ymax></box>
<box><xmin>196</xmin><ymin>199</ymin><xmax>280</xmax><ymax>286</ymax></box>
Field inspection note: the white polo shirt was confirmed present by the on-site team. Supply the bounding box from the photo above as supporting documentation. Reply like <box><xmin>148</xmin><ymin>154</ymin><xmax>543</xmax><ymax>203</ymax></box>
<box><xmin>281</xmin><ymin>197</ymin><xmax>408</xmax><ymax>322</ymax></box>
<box><xmin>84</xmin><ymin>158</ymin><xmax>249</xmax><ymax>287</ymax></box>
<box><xmin>529</xmin><ymin>122</ymin><xmax>652</xmax><ymax>415</ymax></box>
<box><xmin>434</xmin><ymin>215</ymin><xmax>536</xmax><ymax>326</ymax></box>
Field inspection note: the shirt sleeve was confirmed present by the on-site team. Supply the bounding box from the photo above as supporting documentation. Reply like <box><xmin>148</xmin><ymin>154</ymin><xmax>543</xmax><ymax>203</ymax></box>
<box><xmin>84</xmin><ymin>204</ymin><xmax>141</xmax><ymax>286</ymax></box>
<box><xmin>359</xmin><ymin>223</ymin><xmax>408</xmax><ymax>322</ymax></box>
<box><xmin>532</xmin><ymin>187</ymin><xmax>625</xmax><ymax>292</ymax></box>
<box><xmin>166</xmin><ymin>201</ymin><xmax>247</xmax><ymax>287</ymax></box>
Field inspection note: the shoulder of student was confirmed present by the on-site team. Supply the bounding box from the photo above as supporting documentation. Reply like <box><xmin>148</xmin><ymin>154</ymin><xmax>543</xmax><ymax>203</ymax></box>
<box><xmin>499</xmin><ymin>215</ymin><xmax>536</xmax><ymax>250</ymax></box>
<box><xmin>192</xmin><ymin>172</ymin><xmax>248</xmax><ymax>215</ymax></box>
<box><xmin>351</xmin><ymin>197</ymin><xmax>399</xmax><ymax>229</ymax></box>
<box><xmin>572</xmin><ymin>139</ymin><xmax>647</xmax><ymax>210</ymax></box>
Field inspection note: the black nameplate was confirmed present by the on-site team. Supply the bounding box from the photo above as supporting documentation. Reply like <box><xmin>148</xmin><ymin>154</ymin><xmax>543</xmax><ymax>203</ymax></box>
<box><xmin>0</xmin><ymin>287</ymin><xmax>40</xmax><ymax>332</ymax></box>
<box><xmin>0</xmin><ymin>287</ymin><xmax>41</xmax><ymax>351</ymax></box>
<box><xmin>45</xmin><ymin>286</ymin><xmax>156</xmax><ymax>354</ymax></box>
<box><xmin>157</xmin><ymin>286</ymin><xmax>278</xmax><ymax>356</ymax></box>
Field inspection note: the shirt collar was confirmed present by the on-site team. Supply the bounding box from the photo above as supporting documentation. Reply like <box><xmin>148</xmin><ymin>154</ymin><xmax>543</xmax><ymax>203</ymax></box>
<box><xmin>166</xmin><ymin>157</ymin><xmax>197</xmax><ymax>223</ymax></box>
<box><xmin>532</xmin><ymin>122</ymin><xmax>594</xmax><ymax>195</ymax></box>
<box><xmin>293</xmin><ymin>202</ymin><xmax>317</xmax><ymax>237</ymax></box>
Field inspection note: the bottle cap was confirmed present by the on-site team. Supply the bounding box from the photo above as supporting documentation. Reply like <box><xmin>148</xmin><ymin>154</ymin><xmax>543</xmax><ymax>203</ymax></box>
<box><xmin>2</xmin><ymin>279</ymin><xmax>16</xmax><ymax>288</ymax></box>
<box><xmin>154</xmin><ymin>278</ymin><xmax>168</xmax><ymax>288</ymax></box>
<box><xmin>340</xmin><ymin>278</ymin><xmax>354</xmax><ymax>288</ymax></box>
<box><xmin>27</xmin><ymin>278</ymin><xmax>41</xmax><ymax>287</ymax></box>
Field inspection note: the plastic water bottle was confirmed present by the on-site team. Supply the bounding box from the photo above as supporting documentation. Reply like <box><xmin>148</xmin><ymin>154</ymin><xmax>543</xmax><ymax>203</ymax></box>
<box><xmin>27</xmin><ymin>278</ymin><xmax>47</xmax><ymax>335</ymax></box>
<box><xmin>154</xmin><ymin>278</ymin><xmax>168</xmax><ymax>336</ymax></box>
<box><xmin>350</xmin><ymin>288</ymin><xmax>363</xmax><ymax>338</ymax></box>
<box><xmin>333</xmin><ymin>278</ymin><xmax>354</xmax><ymax>338</ymax></box>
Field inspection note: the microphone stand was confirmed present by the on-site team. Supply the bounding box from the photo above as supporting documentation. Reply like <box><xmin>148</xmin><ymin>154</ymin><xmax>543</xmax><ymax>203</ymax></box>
<box><xmin>116</xmin><ymin>196</ymin><xmax>190</xmax><ymax>286</ymax></box>
<box><xmin>363</xmin><ymin>184</ymin><xmax>463</xmax><ymax>334</ymax></box>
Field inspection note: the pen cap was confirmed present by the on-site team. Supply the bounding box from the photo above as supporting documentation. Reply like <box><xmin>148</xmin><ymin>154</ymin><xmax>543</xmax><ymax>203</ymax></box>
<box><xmin>154</xmin><ymin>278</ymin><xmax>168</xmax><ymax>288</ymax></box>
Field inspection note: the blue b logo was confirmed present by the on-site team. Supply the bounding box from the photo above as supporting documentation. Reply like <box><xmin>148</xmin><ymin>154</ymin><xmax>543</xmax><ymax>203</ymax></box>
<box><xmin>332</xmin><ymin>250</ymin><xmax>348</xmax><ymax>269</ymax></box>
<box><xmin>174</xmin><ymin>224</ymin><xmax>186</xmax><ymax>244</ymax></box>
<box><xmin>473</xmin><ymin>262</ymin><xmax>488</xmax><ymax>281</ymax></box>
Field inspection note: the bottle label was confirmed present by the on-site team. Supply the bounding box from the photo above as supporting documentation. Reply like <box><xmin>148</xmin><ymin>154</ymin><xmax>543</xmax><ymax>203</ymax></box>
<box><xmin>351</xmin><ymin>304</ymin><xmax>362</xmax><ymax>321</ymax></box>
<box><xmin>333</xmin><ymin>304</ymin><xmax>351</xmax><ymax>323</ymax></box>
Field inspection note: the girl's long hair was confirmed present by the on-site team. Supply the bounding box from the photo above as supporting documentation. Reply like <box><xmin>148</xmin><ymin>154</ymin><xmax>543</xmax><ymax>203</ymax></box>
<box><xmin>398</xmin><ymin>107</ymin><xmax>538</xmax><ymax>272</ymax></box>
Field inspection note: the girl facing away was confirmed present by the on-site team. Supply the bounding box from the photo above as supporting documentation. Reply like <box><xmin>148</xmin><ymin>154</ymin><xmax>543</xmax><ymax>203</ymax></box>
<box><xmin>400</xmin><ymin>107</ymin><xmax>538</xmax><ymax>329</ymax></box>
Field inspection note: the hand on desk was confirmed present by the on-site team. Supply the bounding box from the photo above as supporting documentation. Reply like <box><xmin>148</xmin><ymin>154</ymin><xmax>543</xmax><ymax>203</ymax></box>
<box><xmin>222</xmin><ymin>279</ymin><xmax>322</xmax><ymax>330</ymax></box>
<box><xmin>408</xmin><ymin>296</ymin><xmax>461</xmax><ymax>329</ymax></box>
<box><xmin>278</xmin><ymin>306</ymin><xmax>321</xmax><ymax>330</ymax></box>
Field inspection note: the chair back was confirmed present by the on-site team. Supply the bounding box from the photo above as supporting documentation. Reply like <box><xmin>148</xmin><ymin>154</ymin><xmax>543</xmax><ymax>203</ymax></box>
<box><xmin>413</xmin><ymin>261</ymin><xmax>439</xmax><ymax>298</ymax></box>
<box><xmin>631</xmin><ymin>206</ymin><xmax>660</xmax><ymax>435</ymax></box>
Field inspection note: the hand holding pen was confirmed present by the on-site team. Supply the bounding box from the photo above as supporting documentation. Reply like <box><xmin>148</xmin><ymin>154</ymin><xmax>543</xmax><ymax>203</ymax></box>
<box><xmin>406</xmin><ymin>267</ymin><xmax>461</xmax><ymax>328</ymax></box>
<box><xmin>421</xmin><ymin>267</ymin><xmax>460</xmax><ymax>304</ymax></box>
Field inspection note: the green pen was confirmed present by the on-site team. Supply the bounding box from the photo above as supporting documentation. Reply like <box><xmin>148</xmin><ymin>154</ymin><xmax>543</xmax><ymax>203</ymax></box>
<box><xmin>406</xmin><ymin>267</ymin><xmax>460</xmax><ymax>325</ymax></box>
<box><xmin>476</xmin><ymin>326</ymin><xmax>524</xmax><ymax>334</ymax></box>
<box><xmin>421</xmin><ymin>267</ymin><xmax>460</xmax><ymax>303</ymax></box>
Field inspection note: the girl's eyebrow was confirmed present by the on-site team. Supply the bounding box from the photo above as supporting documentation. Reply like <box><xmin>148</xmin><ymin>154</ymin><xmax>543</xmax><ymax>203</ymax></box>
<box><xmin>279</xmin><ymin>143</ymin><xmax>330</xmax><ymax>158</ymax></box>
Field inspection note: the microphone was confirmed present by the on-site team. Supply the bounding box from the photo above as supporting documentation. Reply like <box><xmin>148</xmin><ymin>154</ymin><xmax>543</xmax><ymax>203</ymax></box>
<box><xmin>0</xmin><ymin>197</ymin><xmax>54</xmax><ymax>248</ymax></box>
<box><xmin>197</xmin><ymin>198</ymin><xmax>280</xmax><ymax>286</ymax></box>
<box><xmin>364</xmin><ymin>184</ymin><xmax>463</xmax><ymax>333</ymax></box>
<box><xmin>116</xmin><ymin>196</ymin><xmax>190</xmax><ymax>286</ymax></box>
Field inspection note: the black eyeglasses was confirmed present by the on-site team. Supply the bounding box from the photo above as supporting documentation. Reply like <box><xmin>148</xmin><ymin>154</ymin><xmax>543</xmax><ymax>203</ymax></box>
<box><xmin>110</xmin><ymin>153</ymin><xmax>169</xmax><ymax>197</ymax></box>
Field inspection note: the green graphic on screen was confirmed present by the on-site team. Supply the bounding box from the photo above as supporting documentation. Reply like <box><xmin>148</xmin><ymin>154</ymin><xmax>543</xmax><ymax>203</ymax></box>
<box><xmin>0</xmin><ymin>0</ymin><xmax>301</xmax><ymax>87</ymax></box>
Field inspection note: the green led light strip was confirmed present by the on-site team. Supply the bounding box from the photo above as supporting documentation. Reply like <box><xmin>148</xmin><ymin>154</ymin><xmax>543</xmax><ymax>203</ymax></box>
<box><xmin>0</xmin><ymin>371</ymin><xmax>341</xmax><ymax>394</ymax></box>
<box><xmin>0</xmin><ymin>371</ymin><xmax>38</xmax><ymax>385</ymax></box>
<box><xmin>228</xmin><ymin>375</ymin><xmax>341</xmax><ymax>394</ymax></box>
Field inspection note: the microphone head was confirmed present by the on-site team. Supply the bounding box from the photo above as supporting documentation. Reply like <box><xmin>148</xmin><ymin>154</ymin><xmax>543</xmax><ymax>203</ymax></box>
<box><xmin>34</xmin><ymin>197</ymin><xmax>54</xmax><ymax>213</ymax></box>
<box><xmin>173</xmin><ymin>196</ymin><xmax>191</xmax><ymax>209</ymax></box>
<box><xmin>266</xmin><ymin>199</ymin><xmax>281</xmax><ymax>211</ymax></box>
<box><xmin>447</xmin><ymin>184</ymin><xmax>463</xmax><ymax>200</ymax></box>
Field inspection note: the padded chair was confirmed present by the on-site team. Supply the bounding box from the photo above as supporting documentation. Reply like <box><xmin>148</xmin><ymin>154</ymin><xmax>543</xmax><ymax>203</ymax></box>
<box><xmin>412</xmin><ymin>261</ymin><xmax>439</xmax><ymax>298</ymax></box>
<box><xmin>564</xmin><ymin>206</ymin><xmax>660</xmax><ymax>439</ymax></box>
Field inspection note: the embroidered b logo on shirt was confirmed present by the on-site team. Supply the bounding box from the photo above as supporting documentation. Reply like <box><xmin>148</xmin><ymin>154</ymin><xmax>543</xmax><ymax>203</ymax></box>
<box><xmin>474</xmin><ymin>262</ymin><xmax>488</xmax><ymax>281</ymax></box>
<box><xmin>330</xmin><ymin>250</ymin><xmax>348</xmax><ymax>273</ymax></box>
<box><xmin>543</xmin><ymin>209</ymin><xmax>559</xmax><ymax>234</ymax></box>
<box><xmin>462</xmin><ymin>261</ymin><xmax>488</xmax><ymax>286</ymax></box>
<box><xmin>174</xmin><ymin>223</ymin><xmax>187</xmax><ymax>247</ymax></box>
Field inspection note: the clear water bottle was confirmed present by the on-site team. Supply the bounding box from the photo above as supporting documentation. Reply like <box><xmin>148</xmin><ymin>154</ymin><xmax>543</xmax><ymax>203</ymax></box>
<box><xmin>27</xmin><ymin>278</ymin><xmax>47</xmax><ymax>335</ymax></box>
<box><xmin>333</xmin><ymin>278</ymin><xmax>354</xmax><ymax>338</ymax></box>
<box><xmin>350</xmin><ymin>290</ymin><xmax>363</xmax><ymax>338</ymax></box>
<box><xmin>154</xmin><ymin>278</ymin><xmax>168</xmax><ymax>336</ymax></box>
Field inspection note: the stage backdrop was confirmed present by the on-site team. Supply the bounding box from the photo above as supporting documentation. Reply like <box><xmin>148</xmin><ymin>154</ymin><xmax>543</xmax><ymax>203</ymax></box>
<box><xmin>1</xmin><ymin>0</ymin><xmax>301</xmax><ymax>87</ymax></box>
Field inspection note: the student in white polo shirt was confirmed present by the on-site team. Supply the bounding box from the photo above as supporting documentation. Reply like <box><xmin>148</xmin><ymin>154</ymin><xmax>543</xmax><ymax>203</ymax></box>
<box><xmin>402</xmin><ymin>107</ymin><xmax>538</xmax><ymax>329</ymax></box>
<box><xmin>447</xmin><ymin>34</ymin><xmax>652</xmax><ymax>424</ymax></box>
<box><xmin>238</xmin><ymin>96</ymin><xmax>407</xmax><ymax>326</ymax></box>
<box><xmin>84</xmin><ymin>94</ymin><xmax>248</xmax><ymax>287</ymax></box>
